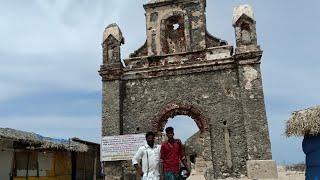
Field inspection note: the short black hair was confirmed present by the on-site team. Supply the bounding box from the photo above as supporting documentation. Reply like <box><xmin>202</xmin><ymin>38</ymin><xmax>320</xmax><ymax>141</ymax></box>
<box><xmin>145</xmin><ymin>131</ymin><xmax>155</xmax><ymax>139</ymax></box>
<box><xmin>165</xmin><ymin>127</ymin><xmax>174</xmax><ymax>133</ymax></box>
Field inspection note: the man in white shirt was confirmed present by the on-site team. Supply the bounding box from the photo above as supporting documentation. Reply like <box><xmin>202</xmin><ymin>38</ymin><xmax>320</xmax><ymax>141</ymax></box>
<box><xmin>132</xmin><ymin>132</ymin><xmax>161</xmax><ymax>180</ymax></box>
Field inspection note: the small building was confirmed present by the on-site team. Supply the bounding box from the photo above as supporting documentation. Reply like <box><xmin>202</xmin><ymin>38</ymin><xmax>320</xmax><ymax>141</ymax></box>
<box><xmin>71</xmin><ymin>137</ymin><xmax>101</xmax><ymax>180</ymax></box>
<box><xmin>0</xmin><ymin>128</ymin><xmax>101</xmax><ymax>180</ymax></box>
<box><xmin>285</xmin><ymin>106</ymin><xmax>320</xmax><ymax>180</ymax></box>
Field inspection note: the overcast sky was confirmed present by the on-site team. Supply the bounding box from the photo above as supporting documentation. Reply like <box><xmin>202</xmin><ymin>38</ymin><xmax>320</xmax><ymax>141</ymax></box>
<box><xmin>1</xmin><ymin>0</ymin><xmax>319</xmax><ymax>165</ymax></box>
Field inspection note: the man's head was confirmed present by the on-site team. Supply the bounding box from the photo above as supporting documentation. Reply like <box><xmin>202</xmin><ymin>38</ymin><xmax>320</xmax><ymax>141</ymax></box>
<box><xmin>145</xmin><ymin>131</ymin><xmax>155</xmax><ymax>147</ymax></box>
<box><xmin>165</xmin><ymin>126</ymin><xmax>174</xmax><ymax>140</ymax></box>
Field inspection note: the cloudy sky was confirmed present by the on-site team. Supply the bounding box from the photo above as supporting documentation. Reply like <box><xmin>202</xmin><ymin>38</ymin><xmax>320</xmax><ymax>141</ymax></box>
<box><xmin>1</xmin><ymin>0</ymin><xmax>319</xmax><ymax>165</ymax></box>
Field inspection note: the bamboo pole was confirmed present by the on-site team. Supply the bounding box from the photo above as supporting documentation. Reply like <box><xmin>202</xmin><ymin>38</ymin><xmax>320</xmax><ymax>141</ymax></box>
<box><xmin>93</xmin><ymin>152</ymin><xmax>97</xmax><ymax>180</ymax></box>
<box><xmin>26</xmin><ymin>151</ymin><xmax>30</xmax><ymax>180</ymax></box>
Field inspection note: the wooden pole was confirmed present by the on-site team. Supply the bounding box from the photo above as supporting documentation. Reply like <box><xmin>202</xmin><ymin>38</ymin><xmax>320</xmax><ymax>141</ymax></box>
<box><xmin>26</xmin><ymin>151</ymin><xmax>30</xmax><ymax>180</ymax></box>
<box><xmin>93</xmin><ymin>151</ymin><xmax>97</xmax><ymax>180</ymax></box>
<box><xmin>83</xmin><ymin>152</ymin><xmax>86</xmax><ymax>180</ymax></box>
<box><xmin>11</xmin><ymin>151</ymin><xmax>16</xmax><ymax>179</ymax></box>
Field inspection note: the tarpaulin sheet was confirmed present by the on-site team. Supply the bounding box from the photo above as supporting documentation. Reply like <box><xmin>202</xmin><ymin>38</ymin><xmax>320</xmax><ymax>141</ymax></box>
<box><xmin>303</xmin><ymin>136</ymin><xmax>320</xmax><ymax>180</ymax></box>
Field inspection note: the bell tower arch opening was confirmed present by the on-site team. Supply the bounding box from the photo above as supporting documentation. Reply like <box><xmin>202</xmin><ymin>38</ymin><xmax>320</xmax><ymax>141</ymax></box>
<box><xmin>163</xmin><ymin>15</ymin><xmax>186</xmax><ymax>54</ymax></box>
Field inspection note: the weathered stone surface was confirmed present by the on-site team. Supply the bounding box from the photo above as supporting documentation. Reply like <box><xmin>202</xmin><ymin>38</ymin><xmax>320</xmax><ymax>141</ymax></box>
<box><xmin>102</xmin><ymin>23</ymin><xmax>123</xmax><ymax>43</ymax></box>
<box><xmin>195</xmin><ymin>157</ymin><xmax>207</xmax><ymax>175</ymax></box>
<box><xmin>246</xmin><ymin>160</ymin><xmax>278</xmax><ymax>179</ymax></box>
<box><xmin>233</xmin><ymin>5</ymin><xmax>255</xmax><ymax>25</ymax></box>
<box><xmin>143</xmin><ymin>0</ymin><xmax>210</xmax><ymax>55</ymax></box>
<box><xmin>233</xmin><ymin>4</ymin><xmax>258</xmax><ymax>49</ymax></box>
<box><xmin>99</xmin><ymin>1</ymin><xmax>274</xmax><ymax>179</ymax></box>
<box><xmin>185</xmin><ymin>131</ymin><xmax>202</xmax><ymax>156</ymax></box>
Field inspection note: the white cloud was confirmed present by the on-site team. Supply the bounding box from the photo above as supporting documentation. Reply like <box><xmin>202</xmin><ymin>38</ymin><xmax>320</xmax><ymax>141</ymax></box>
<box><xmin>0</xmin><ymin>1</ymin><xmax>149</xmax><ymax>102</ymax></box>
<box><xmin>0</xmin><ymin>52</ymin><xmax>101</xmax><ymax>102</ymax></box>
<box><xmin>0</xmin><ymin>115</ymin><xmax>101</xmax><ymax>142</ymax></box>
<box><xmin>1</xmin><ymin>115</ymin><xmax>99</xmax><ymax>129</ymax></box>
<box><xmin>0</xmin><ymin>1</ymin><xmax>110</xmax><ymax>101</ymax></box>
<box><xmin>0</xmin><ymin>0</ymin><xmax>116</xmax><ymax>55</ymax></box>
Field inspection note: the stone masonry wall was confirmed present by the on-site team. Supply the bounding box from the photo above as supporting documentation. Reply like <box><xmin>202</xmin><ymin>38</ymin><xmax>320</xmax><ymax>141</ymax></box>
<box><xmin>237</xmin><ymin>64</ymin><xmax>272</xmax><ymax>160</ymax></box>
<box><xmin>114</xmin><ymin>69</ymin><xmax>248</xmax><ymax>178</ymax></box>
<box><xmin>101</xmin><ymin>80</ymin><xmax>123</xmax><ymax>180</ymax></box>
<box><xmin>100</xmin><ymin>1</ymin><xmax>274</xmax><ymax>179</ymax></box>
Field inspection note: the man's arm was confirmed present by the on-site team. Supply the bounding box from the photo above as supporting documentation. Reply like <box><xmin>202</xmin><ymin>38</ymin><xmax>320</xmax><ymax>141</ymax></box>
<box><xmin>159</xmin><ymin>161</ymin><xmax>164</xmax><ymax>180</ymax></box>
<box><xmin>134</xmin><ymin>164</ymin><xmax>144</xmax><ymax>177</ymax></box>
<box><xmin>179</xmin><ymin>143</ymin><xmax>191</xmax><ymax>177</ymax></box>
<box><xmin>132</xmin><ymin>147</ymin><xmax>144</xmax><ymax>177</ymax></box>
<box><xmin>181</xmin><ymin>158</ymin><xmax>190</xmax><ymax>176</ymax></box>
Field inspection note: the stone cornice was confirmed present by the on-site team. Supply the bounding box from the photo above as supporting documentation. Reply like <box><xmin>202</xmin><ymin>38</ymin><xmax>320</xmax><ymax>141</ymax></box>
<box><xmin>99</xmin><ymin>63</ymin><xmax>124</xmax><ymax>81</ymax></box>
<box><xmin>144</xmin><ymin>0</ymin><xmax>182</xmax><ymax>9</ymax></box>
<box><xmin>122</xmin><ymin>59</ymin><xmax>235</xmax><ymax>80</ymax></box>
<box><xmin>124</xmin><ymin>45</ymin><xmax>233</xmax><ymax>69</ymax></box>
<box><xmin>234</xmin><ymin>50</ymin><xmax>263</xmax><ymax>65</ymax></box>
<box><xmin>99</xmin><ymin>45</ymin><xmax>264</xmax><ymax>81</ymax></box>
<box><xmin>121</xmin><ymin>46</ymin><xmax>234</xmax><ymax>80</ymax></box>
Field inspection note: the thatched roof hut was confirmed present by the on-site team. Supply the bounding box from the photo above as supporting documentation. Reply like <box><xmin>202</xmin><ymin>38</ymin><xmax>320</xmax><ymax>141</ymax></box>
<box><xmin>285</xmin><ymin>106</ymin><xmax>320</xmax><ymax>137</ymax></box>
<box><xmin>0</xmin><ymin>128</ymin><xmax>88</xmax><ymax>152</ymax></box>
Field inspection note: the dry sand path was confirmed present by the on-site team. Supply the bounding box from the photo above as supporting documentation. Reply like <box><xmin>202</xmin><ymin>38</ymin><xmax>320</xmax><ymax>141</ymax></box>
<box><xmin>188</xmin><ymin>174</ymin><xmax>206</xmax><ymax>180</ymax></box>
<box><xmin>186</xmin><ymin>167</ymin><xmax>305</xmax><ymax>180</ymax></box>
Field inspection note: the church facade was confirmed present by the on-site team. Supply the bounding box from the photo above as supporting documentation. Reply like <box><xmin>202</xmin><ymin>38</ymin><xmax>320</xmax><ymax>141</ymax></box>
<box><xmin>99</xmin><ymin>0</ymin><xmax>277</xmax><ymax>179</ymax></box>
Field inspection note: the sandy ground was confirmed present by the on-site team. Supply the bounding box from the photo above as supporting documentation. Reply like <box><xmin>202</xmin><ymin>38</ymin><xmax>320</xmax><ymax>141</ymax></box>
<box><xmin>187</xmin><ymin>167</ymin><xmax>305</xmax><ymax>180</ymax></box>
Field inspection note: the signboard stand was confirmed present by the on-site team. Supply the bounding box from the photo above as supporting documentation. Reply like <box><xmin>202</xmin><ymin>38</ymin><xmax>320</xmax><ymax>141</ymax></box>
<box><xmin>101</xmin><ymin>134</ymin><xmax>146</xmax><ymax>161</ymax></box>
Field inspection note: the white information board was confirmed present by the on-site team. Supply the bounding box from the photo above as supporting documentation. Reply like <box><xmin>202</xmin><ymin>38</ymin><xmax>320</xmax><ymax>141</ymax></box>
<box><xmin>101</xmin><ymin>134</ymin><xmax>146</xmax><ymax>161</ymax></box>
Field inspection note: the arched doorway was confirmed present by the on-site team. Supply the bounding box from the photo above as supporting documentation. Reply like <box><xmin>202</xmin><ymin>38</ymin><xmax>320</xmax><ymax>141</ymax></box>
<box><xmin>150</xmin><ymin>103</ymin><xmax>208</xmax><ymax>134</ymax></box>
<box><xmin>149</xmin><ymin>103</ymin><xmax>212</xmax><ymax>177</ymax></box>
<box><xmin>163</xmin><ymin>115</ymin><xmax>199</xmax><ymax>143</ymax></box>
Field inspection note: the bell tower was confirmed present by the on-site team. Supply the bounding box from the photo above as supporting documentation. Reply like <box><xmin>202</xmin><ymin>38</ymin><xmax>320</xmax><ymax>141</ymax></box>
<box><xmin>233</xmin><ymin>4</ymin><xmax>259</xmax><ymax>53</ymax></box>
<box><xmin>143</xmin><ymin>0</ymin><xmax>207</xmax><ymax>56</ymax></box>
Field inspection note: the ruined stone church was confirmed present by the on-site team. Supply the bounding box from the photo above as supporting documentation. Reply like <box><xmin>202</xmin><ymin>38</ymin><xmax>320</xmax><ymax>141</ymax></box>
<box><xmin>99</xmin><ymin>0</ymin><xmax>277</xmax><ymax>179</ymax></box>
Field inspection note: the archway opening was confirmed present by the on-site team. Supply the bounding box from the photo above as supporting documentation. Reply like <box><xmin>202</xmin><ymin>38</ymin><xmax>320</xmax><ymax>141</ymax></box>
<box><xmin>162</xmin><ymin>115</ymin><xmax>201</xmax><ymax>173</ymax></box>
<box><xmin>150</xmin><ymin>103</ymin><xmax>210</xmax><ymax>176</ymax></box>
<box><xmin>163</xmin><ymin>115</ymin><xmax>199</xmax><ymax>143</ymax></box>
